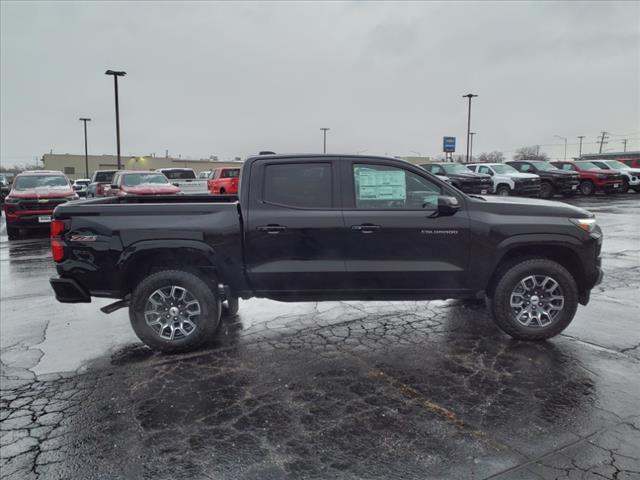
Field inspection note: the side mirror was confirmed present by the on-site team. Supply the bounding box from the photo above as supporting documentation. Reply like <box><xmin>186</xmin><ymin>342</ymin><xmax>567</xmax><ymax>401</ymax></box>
<box><xmin>437</xmin><ymin>195</ymin><xmax>460</xmax><ymax>216</ymax></box>
<box><xmin>172</xmin><ymin>183</ymin><xmax>180</xmax><ymax>187</ymax></box>
<box><xmin>110</xmin><ymin>184</ymin><xmax>119</xmax><ymax>189</ymax></box>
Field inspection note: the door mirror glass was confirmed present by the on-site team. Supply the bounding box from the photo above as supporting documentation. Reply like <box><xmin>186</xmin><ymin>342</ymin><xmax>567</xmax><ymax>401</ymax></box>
<box><xmin>110</xmin><ymin>184</ymin><xmax>119</xmax><ymax>189</ymax></box>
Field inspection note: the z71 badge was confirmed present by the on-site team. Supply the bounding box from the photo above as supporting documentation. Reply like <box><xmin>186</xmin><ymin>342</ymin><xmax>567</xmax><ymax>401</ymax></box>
<box><xmin>69</xmin><ymin>234</ymin><xmax>97</xmax><ymax>242</ymax></box>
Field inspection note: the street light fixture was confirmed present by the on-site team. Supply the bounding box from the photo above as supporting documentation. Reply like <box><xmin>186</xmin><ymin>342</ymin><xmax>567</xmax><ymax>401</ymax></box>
<box><xmin>554</xmin><ymin>135</ymin><xmax>567</xmax><ymax>161</ymax></box>
<box><xmin>320</xmin><ymin>128</ymin><xmax>330</xmax><ymax>153</ymax></box>
<box><xmin>462</xmin><ymin>93</ymin><xmax>478</xmax><ymax>163</ymax></box>
<box><xmin>105</xmin><ymin>70</ymin><xmax>126</xmax><ymax>169</ymax></box>
<box><xmin>79</xmin><ymin>118</ymin><xmax>91</xmax><ymax>178</ymax></box>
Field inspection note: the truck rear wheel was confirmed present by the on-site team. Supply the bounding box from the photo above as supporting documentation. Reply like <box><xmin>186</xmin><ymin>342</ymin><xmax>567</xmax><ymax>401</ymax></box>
<box><xmin>129</xmin><ymin>270</ymin><xmax>221</xmax><ymax>353</ymax></box>
<box><xmin>491</xmin><ymin>258</ymin><xmax>578</xmax><ymax>340</ymax></box>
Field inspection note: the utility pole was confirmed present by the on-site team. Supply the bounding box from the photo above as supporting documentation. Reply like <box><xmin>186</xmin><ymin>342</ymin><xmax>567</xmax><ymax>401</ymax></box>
<box><xmin>598</xmin><ymin>131</ymin><xmax>609</xmax><ymax>154</ymax></box>
<box><xmin>577</xmin><ymin>136</ymin><xmax>585</xmax><ymax>158</ymax></box>
<box><xmin>536</xmin><ymin>145</ymin><xmax>540</xmax><ymax>157</ymax></box>
<box><xmin>105</xmin><ymin>70</ymin><xmax>127</xmax><ymax>169</ymax></box>
<box><xmin>462</xmin><ymin>94</ymin><xmax>478</xmax><ymax>163</ymax></box>
<box><xmin>79</xmin><ymin>118</ymin><xmax>91</xmax><ymax>178</ymax></box>
<box><xmin>554</xmin><ymin>135</ymin><xmax>567</xmax><ymax>160</ymax></box>
<box><xmin>320</xmin><ymin>128</ymin><xmax>330</xmax><ymax>153</ymax></box>
<box><xmin>469</xmin><ymin>132</ymin><xmax>476</xmax><ymax>162</ymax></box>
<box><xmin>622</xmin><ymin>139</ymin><xmax>628</xmax><ymax>152</ymax></box>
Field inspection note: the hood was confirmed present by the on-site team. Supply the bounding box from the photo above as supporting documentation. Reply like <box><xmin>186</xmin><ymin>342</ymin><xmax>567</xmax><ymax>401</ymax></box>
<box><xmin>584</xmin><ymin>168</ymin><xmax>619</xmax><ymax>175</ymax></box>
<box><xmin>475</xmin><ymin>195</ymin><xmax>593</xmax><ymax>218</ymax></box>
<box><xmin>505</xmin><ymin>172</ymin><xmax>539</xmax><ymax>180</ymax></box>
<box><xmin>9</xmin><ymin>186</ymin><xmax>74</xmax><ymax>199</ymax></box>
<box><xmin>448</xmin><ymin>172</ymin><xmax>491</xmax><ymax>180</ymax></box>
<box><xmin>546</xmin><ymin>169</ymin><xmax>576</xmax><ymax>177</ymax></box>
<box><xmin>122</xmin><ymin>184</ymin><xmax>180</xmax><ymax>195</ymax></box>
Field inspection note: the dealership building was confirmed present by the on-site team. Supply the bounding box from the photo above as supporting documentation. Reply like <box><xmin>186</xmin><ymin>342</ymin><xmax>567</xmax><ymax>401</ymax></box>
<box><xmin>41</xmin><ymin>153</ymin><xmax>243</xmax><ymax>180</ymax></box>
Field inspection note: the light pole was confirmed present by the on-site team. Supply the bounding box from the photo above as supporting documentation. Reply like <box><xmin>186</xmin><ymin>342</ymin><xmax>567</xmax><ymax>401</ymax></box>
<box><xmin>469</xmin><ymin>132</ymin><xmax>476</xmax><ymax>162</ymax></box>
<box><xmin>105</xmin><ymin>70</ymin><xmax>126</xmax><ymax>169</ymax></box>
<box><xmin>577</xmin><ymin>135</ymin><xmax>585</xmax><ymax>158</ymax></box>
<box><xmin>320</xmin><ymin>127</ymin><xmax>330</xmax><ymax>153</ymax></box>
<box><xmin>462</xmin><ymin>93</ymin><xmax>478</xmax><ymax>163</ymax></box>
<box><xmin>554</xmin><ymin>135</ymin><xmax>567</xmax><ymax>160</ymax></box>
<box><xmin>79</xmin><ymin>118</ymin><xmax>91</xmax><ymax>178</ymax></box>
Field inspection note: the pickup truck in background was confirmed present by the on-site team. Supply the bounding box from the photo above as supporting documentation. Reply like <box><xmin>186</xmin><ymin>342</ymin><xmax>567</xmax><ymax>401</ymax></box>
<box><xmin>507</xmin><ymin>160</ymin><xmax>580</xmax><ymax>198</ymax></box>
<box><xmin>550</xmin><ymin>160</ymin><xmax>623</xmax><ymax>196</ymax></box>
<box><xmin>4</xmin><ymin>170</ymin><xmax>78</xmax><ymax>240</ymax></box>
<box><xmin>576</xmin><ymin>159</ymin><xmax>640</xmax><ymax>193</ymax></box>
<box><xmin>420</xmin><ymin>162</ymin><xmax>493</xmax><ymax>194</ymax></box>
<box><xmin>207</xmin><ymin>167</ymin><xmax>241</xmax><ymax>195</ymax></box>
<box><xmin>466</xmin><ymin>163</ymin><xmax>541</xmax><ymax>197</ymax></box>
<box><xmin>50</xmin><ymin>154</ymin><xmax>603</xmax><ymax>353</ymax></box>
<box><xmin>106</xmin><ymin>171</ymin><xmax>181</xmax><ymax>196</ymax></box>
<box><xmin>87</xmin><ymin>170</ymin><xmax>118</xmax><ymax>198</ymax></box>
<box><xmin>156</xmin><ymin>168</ymin><xmax>208</xmax><ymax>195</ymax></box>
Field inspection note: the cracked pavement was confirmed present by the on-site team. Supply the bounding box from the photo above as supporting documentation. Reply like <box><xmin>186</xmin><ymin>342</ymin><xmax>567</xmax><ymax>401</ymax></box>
<box><xmin>1</xmin><ymin>195</ymin><xmax>639</xmax><ymax>479</ymax></box>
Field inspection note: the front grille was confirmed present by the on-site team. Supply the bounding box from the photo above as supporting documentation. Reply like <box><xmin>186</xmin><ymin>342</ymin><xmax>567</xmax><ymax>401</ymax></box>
<box><xmin>16</xmin><ymin>199</ymin><xmax>67</xmax><ymax>210</ymax></box>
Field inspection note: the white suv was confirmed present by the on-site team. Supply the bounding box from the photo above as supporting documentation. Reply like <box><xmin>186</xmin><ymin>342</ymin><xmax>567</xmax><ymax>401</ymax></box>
<box><xmin>467</xmin><ymin>163</ymin><xmax>541</xmax><ymax>197</ymax></box>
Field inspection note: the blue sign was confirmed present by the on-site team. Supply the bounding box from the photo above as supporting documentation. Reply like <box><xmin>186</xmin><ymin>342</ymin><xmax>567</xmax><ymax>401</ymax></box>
<box><xmin>443</xmin><ymin>136</ymin><xmax>456</xmax><ymax>153</ymax></box>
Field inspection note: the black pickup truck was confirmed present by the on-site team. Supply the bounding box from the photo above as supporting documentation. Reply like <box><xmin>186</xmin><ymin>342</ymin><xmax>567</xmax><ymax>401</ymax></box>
<box><xmin>507</xmin><ymin>161</ymin><xmax>580</xmax><ymax>198</ymax></box>
<box><xmin>49</xmin><ymin>154</ymin><xmax>603</xmax><ymax>352</ymax></box>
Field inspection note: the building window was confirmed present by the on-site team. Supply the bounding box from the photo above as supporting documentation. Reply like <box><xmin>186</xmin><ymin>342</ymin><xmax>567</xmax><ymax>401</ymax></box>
<box><xmin>64</xmin><ymin>167</ymin><xmax>75</xmax><ymax>174</ymax></box>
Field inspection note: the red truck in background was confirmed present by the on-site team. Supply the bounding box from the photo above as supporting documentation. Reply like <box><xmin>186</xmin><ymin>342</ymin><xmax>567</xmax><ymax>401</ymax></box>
<box><xmin>3</xmin><ymin>170</ymin><xmax>78</xmax><ymax>240</ymax></box>
<box><xmin>550</xmin><ymin>160</ymin><xmax>623</xmax><ymax>196</ymax></box>
<box><xmin>207</xmin><ymin>167</ymin><xmax>240</xmax><ymax>195</ymax></box>
<box><xmin>106</xmin><ymin>171</ymin><xmax>181</xmax><ymax>197</ymax></box>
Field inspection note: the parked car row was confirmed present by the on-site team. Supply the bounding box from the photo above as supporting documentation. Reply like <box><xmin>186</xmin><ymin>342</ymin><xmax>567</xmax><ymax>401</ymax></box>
<box><xmin>420</xmin><ymin>159</ymin><xmax>638</xmax><ymax>199</ymax></box>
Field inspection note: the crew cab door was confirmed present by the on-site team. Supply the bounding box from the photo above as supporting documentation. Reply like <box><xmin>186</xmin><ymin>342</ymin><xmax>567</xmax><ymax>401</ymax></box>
<box><xmin>340</xmin><ymin>159</ymin><xmax>470</xmax><ymax>293</ymax></box>
<box><xmin>244</xmin><ymin>158</ymin><xmax>345</xmax><ymax>293</ymax></box>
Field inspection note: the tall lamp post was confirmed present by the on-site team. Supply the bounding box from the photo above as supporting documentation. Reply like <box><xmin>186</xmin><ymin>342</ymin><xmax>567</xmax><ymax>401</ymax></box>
<box><xmin>105</xmin><ymin>70</ymin><xmax>126</xmax><ymax>169</ymax></box>
<box><xmin>554</xmin><ymin>135</ymin><xmax>567</xmax><ymax>160</ymax></box>
<box><xmin>320</xmin><ymin>127</ymin><xmax>330</xmax><ymax>153</ymax></box>
<box><xmin>469</xmin><ymin>132</ymin><xmax>476</xmax><ymax>162</ymax></box>
<box><xmin>79</xmin><ymin>118</ymin><xmax>91</xmax><ymax>178</ymax></box>
<box><xmin>462</xmin><ymin>93</ymin><xmax>478</xmax><ymax>163</ymax></box>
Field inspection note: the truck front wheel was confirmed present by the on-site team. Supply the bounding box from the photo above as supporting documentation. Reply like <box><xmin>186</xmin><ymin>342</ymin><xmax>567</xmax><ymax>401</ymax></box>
<box><xmin>491</xmin><ymin>258</ymin><xmax>578</xmax><ymax>340</ymax></box>
<box><xmin>129</xmin><ymin>270</ymin><xmax>221</xmax><ymax>353</ymax></box>
<box><xmin>539</xmin><ymin>182</ymin><xmax>554</xmax><ymax>199</ymax></box>
<box><xmin>496</xmin><ymin>185</ymin><xmax>511</xmax><ymax>196</ymax></box>
<box><xmin>223</xmin><ymin>296</ymin><xmax>239</xmax><ymax>316</ymax></box>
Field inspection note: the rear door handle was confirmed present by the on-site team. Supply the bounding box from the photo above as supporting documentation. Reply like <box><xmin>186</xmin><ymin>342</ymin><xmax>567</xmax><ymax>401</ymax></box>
<box><xmin>256</xmin><ymin>224</ymin><xmax>287</xmax><ymax>234</ymax></box>
<box><xmin>351</xmin><ymin>224</ymin><xmax>381</xmax><ymax>234</ymax></box>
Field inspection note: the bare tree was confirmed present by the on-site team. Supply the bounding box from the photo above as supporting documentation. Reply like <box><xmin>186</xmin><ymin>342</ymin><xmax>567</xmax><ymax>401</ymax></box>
<box><xmin>477</xmin><ymin>151</ymin><xmax>505</xmax><ymax>163</ymax></box>
<box><xmin>513</xmin><ymin>146</ymin><xmax>549</xmax><ymax>161</ymax></box>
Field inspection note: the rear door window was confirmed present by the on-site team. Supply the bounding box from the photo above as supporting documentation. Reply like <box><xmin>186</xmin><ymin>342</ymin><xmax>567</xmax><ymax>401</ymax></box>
<box><xmin>263</xmin><ymin>163</ymin><xmax>332</xmax><ymax>208</ymax></box>
<box><xmin>221</xmin><ymin>169</ymin><xmax>240</xmax><ymax>178</ymax></box>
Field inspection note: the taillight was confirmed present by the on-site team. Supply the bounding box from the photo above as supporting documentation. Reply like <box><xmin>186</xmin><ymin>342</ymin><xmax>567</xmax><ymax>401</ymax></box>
<box><xmin>50</xmin><ymin>220</ymin><xmax>67</xmax><ymax>262</ymax></box>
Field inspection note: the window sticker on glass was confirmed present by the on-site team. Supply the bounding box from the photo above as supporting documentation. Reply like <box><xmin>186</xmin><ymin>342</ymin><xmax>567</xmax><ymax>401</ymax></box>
<box><xmin>355</xmin><ymin>168</ymin><xmax>406</xmax><ymax>201</ymax></box>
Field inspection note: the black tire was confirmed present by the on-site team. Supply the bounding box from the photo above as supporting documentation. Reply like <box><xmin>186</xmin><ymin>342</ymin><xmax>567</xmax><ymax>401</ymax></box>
<box><xmin>491</xmin><ymin>258</ymin><xmax>578</xmax><ymax>341</ymax></box>
<box><xmin>223</xmin><ymin>296</ymin><xmax>239</xmax><ymax>316</ymax></box>
<box><xmin>580</xmin><ymin>180</ymin><xmax>595</xmax><ymax>196</ymax></box>
<box><xmin>620</xmin><ymin>179</ymin><xmax>629</xmax><ymax>194</ymax></box>
<box><xmin>219</xmin><ymin>187</ymin><xmax>226</xmax><ymax>194</ymax></box>
<box><xmin>129</xmin><ymin>269</ymin><xmax>221</xmax><ymax>353</ymax></box>
<box><xmin>496</xmin><ymin>185</ymin><xmax>511</xmax><ymax>197</ymax></box>
<box><xmin>6</xmin><ymin>225</ymin><xmax>19</xmax><ymax>240</ymax></box>
<box><xmin>539</xmin><ymin>182</ymin><xmax>554</xmax><ymax>199</ymax></box>
<box><xmin>634</xmin><ymin>187</ymin><xmax>640</xmax><ymax>193</ymax></box>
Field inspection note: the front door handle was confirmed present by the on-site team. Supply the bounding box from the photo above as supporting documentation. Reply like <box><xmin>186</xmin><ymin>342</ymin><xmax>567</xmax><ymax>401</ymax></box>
<box><xmin>256</xmin><ymin>224</ymin><xmax>287</xmax><ymax>234</ymax></box>
<box><xmin>351</xmin><ymin>224</ymin><xmax>381</xmax><ymax>234</ymax></box>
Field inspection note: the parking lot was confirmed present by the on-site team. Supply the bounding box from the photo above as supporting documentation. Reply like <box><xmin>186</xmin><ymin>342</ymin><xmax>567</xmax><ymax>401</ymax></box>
<box><xmin>1</xmin><ymin>194</ymin><xmax>639</xmax><ymax>479</ymax></box>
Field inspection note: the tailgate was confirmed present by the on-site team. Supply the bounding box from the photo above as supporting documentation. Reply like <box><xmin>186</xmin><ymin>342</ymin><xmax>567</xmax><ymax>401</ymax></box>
<box><xmin>175</xmin><ymin>180</ymin><xmax>209</xmax><ymax>194</ymax></box>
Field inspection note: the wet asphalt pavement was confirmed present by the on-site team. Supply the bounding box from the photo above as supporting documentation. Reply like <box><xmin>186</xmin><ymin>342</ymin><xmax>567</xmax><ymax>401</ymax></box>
<box><xmin>1</xmin><ymin>195</ymin><xmax>639</xmax><ymax>480</ymax></box>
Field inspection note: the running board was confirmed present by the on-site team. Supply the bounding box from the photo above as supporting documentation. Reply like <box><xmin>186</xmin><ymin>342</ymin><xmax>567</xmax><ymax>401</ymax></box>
<box><xmin>100</xmin><ymin>298</ymin><xmax>130</xmax><ymax>314</ymax></box>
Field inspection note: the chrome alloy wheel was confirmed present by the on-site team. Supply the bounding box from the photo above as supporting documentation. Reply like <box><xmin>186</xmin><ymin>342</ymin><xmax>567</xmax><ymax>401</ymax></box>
<box><xmin>144</xmin><ymin>286</ymin><xmax>201</xmax><ymax>340</ymax></box>
<box><xmin>509</xmin><ymin>275</ymin><xmax>565</xmax><ymax>327</ymax></box>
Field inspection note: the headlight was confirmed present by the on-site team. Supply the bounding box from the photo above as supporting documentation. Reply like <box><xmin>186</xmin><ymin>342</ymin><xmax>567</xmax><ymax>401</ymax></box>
<box><xmin>66</xmin><ymin>194</ymin><xmax>79</xmax><ymax>200</ymax></box>
<box><xmin>569</xmin><ymin>218</ymin><xmax>597</xmax><ymax>233</ymax></box>
<box><xmin>4</xmin><ymin>197</ymin><xmax>19</xmax><ymax>204</ymax></box>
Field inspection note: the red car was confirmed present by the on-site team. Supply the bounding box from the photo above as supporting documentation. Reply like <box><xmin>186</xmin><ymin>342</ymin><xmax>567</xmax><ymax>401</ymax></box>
<box><xmin>106</xmin><ymin>171</ymin><xmax>181</xmax><ymax>196</ymax></box>
<box><xmin>207</xmin><ymin>167</ymin><xmax>240</xmax><ymax>195</ymax></box>
<box><xmin>550</xmin><ymin>161</ymin><xmax>623</xmax><ymax>196</ymax></box>
<box><xmin>3</xmin><ymin>170</ymin><xmax>78</xmax><ymax>240</ymax></box>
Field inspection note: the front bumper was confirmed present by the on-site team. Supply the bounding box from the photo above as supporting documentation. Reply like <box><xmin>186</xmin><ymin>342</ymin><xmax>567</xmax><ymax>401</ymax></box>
<box><xmin>4</xmin><ymin>209</ymin><xmax>54</xmax><ymax>228</ymax></box>
<box><xmin>513</xmin><ymin>182</ymin><xmax>541</xmax><ymax>196</ymax></box>
<box><xmin>459</xmin><ymin>182</ymin><xmax>493</xmax><ymax>194</ymax></box>
<box><xmin>50</xmin><ymin>277</ymin><xmax>91</xmax><ymax>303</ymax></box>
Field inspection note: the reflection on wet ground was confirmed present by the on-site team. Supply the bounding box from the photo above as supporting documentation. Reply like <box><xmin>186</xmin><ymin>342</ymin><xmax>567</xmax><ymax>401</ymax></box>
<box><xmin>1</xmin><ymin>196</ymin><xmax>639</xmax><ymax>479</ymax></box>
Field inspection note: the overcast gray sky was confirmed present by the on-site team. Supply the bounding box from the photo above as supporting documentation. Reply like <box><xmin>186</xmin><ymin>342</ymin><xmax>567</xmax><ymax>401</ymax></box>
<box><xmin>1</xmin><ymin>1</ymin><xmax>638</xmax><ymax>167</ymax></box>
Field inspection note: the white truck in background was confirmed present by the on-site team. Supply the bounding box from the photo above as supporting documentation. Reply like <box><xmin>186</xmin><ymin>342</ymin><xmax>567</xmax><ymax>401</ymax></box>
<box><xmin>155</xmin><ymin>168</ymin><xmax>209</xmax><ymax>195</ymax></box>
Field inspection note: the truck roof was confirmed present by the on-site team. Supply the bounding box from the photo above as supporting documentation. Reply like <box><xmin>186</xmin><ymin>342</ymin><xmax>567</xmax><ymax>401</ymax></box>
<box><xmin>16</xmin><ymin>170</ymin><xmax>65</xmax><ymax>176</ymax></box>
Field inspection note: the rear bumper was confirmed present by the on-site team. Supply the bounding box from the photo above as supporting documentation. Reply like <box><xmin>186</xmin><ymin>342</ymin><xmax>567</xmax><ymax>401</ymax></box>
<box><xmin>50</xmin><ymin>277</ymin><xmax>91</xmax><ymax>303</ymax></box>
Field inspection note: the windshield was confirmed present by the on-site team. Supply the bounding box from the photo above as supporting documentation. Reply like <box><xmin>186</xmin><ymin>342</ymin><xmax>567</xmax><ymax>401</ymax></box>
<box><xmin>604</xmin><ymin>160</ymin><xmax>629</xmax><ymax>170</ymax></box>
<box><xmin>14</xmin><ymin>175</ymin><xmax>69</xmax><ymax>189</ymax></box>
<box><xmin>441</xmin><ymin>163</ymin><xmax>471</xmax><ymax>174</ymax></box>
<box><xmin>491</xmin><ymin>164</ymin><xmax>518</xmax><ymax>174</ymax></box>
<box><xmin>530</xmin><ymin>161</ymin><xmax>559</xmax><ymax>171</ymax></box>
<box><xmin>94</xmin><ymin>171</ymin><xmax>116</xmax><ymax>183</ymax></box>
<box><xmin>123</xmin><ymin>173</ymin><xmax>169</xmax><ymax>186</ymax></box>
<box><xmin>577</xmin><ymin>162</ymin><xmax>601</xmax><ymax>171</ymax></box>
<box><xmin>162</xmin><ymin>169</ymin><xmax>196</xmax><ymax>180</ymax></box>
